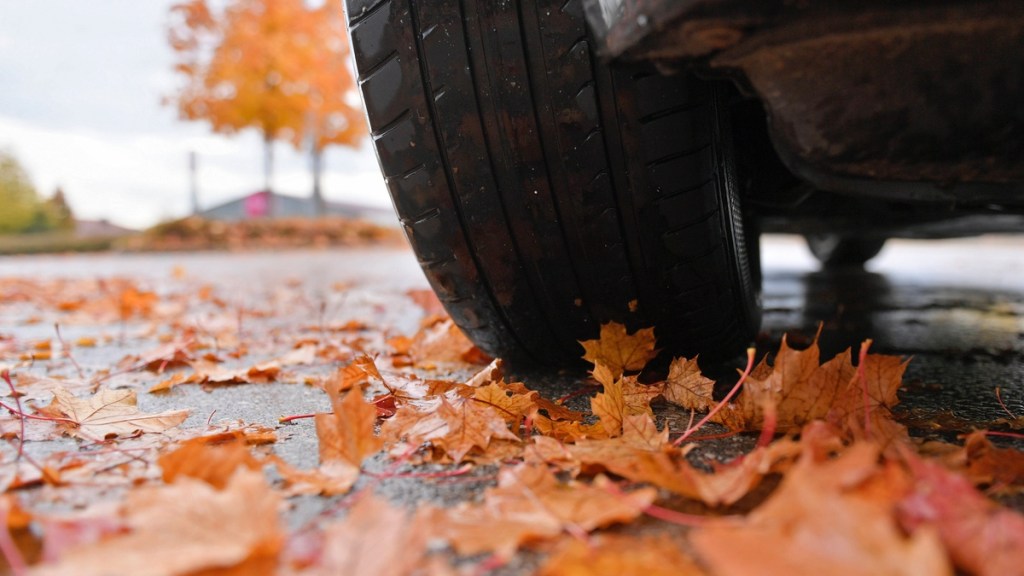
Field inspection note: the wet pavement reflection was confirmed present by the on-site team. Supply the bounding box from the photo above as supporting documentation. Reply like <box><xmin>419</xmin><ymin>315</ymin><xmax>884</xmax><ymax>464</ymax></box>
<box><xmin>760</xmin><ymin>235</ymin><xmax>1024</xmax><ymax>435</ymax></box>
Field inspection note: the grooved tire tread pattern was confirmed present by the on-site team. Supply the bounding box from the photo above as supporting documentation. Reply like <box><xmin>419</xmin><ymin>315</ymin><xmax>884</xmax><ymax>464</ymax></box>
<box><xmin>347</xmin><ymin>0</ymin><xmax>760</xmax><ymax>364</ymax></box>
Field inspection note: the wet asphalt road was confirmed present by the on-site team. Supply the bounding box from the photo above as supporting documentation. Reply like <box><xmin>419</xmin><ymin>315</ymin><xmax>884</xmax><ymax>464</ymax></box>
<box><xmin>0</xmin><ymin>235</ymin><xmax>1022</xmax><ymax>570</ymax></box>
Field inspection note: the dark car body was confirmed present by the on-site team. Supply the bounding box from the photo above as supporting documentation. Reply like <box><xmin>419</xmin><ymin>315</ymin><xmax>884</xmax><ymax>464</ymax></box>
<box><xmin>585</xmin><ymin>0</ymin><xmax>1024</xmax><ymax>238</ymax></box>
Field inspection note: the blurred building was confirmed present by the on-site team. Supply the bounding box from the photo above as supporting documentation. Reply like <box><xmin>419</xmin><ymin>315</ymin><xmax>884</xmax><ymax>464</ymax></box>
<box><xmin>74</xmin><ymin>218</ymin><xmax>134</xmax><ymax>238</ymax></box>
<box><xmin>199</xmin><ymin>191</ymin><xmax>396</xmax><ymax>226</ymax></box>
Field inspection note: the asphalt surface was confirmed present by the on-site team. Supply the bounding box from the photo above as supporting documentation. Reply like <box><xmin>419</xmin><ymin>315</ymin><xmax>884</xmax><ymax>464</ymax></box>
<box><xmin>1</xmin><ymin>235</ymin><xmax>1022</xmax><ymax>572</ymax></box>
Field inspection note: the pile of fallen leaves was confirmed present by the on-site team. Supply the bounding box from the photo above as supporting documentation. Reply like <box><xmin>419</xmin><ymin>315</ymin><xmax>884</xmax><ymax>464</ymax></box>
<box><xmin>119</xmin><ymin>216</ymin><xmax>403</xmax><ymax>251</ymax></box>
<box><xmin>1</xmin><ymin>271</ymin><xmax>1023</xmax><ymax>575</ymax></box>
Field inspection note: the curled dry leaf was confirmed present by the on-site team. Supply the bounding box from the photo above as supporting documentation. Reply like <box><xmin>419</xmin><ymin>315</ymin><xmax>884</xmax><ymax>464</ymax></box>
<box><xmin>158</xmin><ymin>432</ymin><xmax>261</xmax><ymax>489</ymax></box>
<box><xmin>282</xmin><ymin>387</ymin><xmax>386</xmax><ymax>495</ymax></box>
<box><xmin>565</xmin><ymin>413</ymin><xmax>800</xmax><ymax>506</ymax></box>
<box><xmin>303</xmin><ymin>493</ymin><xmax>430</xmax><ymax>576</ymax></box>
<box><xmin>539</xmin><ymin>534</ymin><xmax>706</xmax><ymax>576</ymax></box>
<box><xmin>409</xmin><ymin>318</ymin><xmax>491</xmax><ymax>365</ymax></box>
<box><xmin>430</xmin><ymin>396</ymin><xmax>521</xmax><ymax>462</ymax></box>
<box><xmin>961</xmin><ymin>430</ymin><xmax>1024</xmax><ymax>489</ymax></box>
<box><xmin>691</xmin><ymin>443</ymin><xmax>952</xmax><ymax>576</ymax></box>
<box><xmin>33</xmin><ymin>468</ymin><xmax>283</xmax><ymax>576</ymax></box>
<box><xmin>708</xmin><ymin>336</ymin><xmax>908</xmax><ymax>443</ymax></box>
<box><xmin>662</xmin><ymin>355</ymin><xmax>715</xmax><ymax>412</ymax></box>
<box><xmin>187</xmin><ymin>359</ymin><xmax>282</xmax><ymax>386</ymax></box>
<box><xmin>471</xmin><ymin>383</ymin><xmax>538</xmax><ymax>425</ymax></box>
<box><xmin>579</xmin><ymin>322</ymin><xmax>658</xmax><ymax>375</ymax></box>
<box><xmin>44</xmin><ymin>387</ymin><xmax>190</xmax><ymax>440</ymax></box>
<box><xmin>899</xmin><ymin>453</ymin><xmax>1024</xmax><ymax>576</ymax></box>
<box><xmin>435</xmin><ymin>462</ymin><xmax>656</xmax><ymax>558</ymax></box>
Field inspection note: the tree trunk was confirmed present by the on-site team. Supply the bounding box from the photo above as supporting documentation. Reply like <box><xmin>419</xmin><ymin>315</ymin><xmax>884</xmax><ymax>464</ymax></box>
<box><xmin>311</xmin><ymin>147</ymin><xmax>325</xmax><ymax>217</ymax></box>
<box><xmin>263</xmin><ymin>134</ymin><xmax>275</xmax><ymax>218</ymax></box>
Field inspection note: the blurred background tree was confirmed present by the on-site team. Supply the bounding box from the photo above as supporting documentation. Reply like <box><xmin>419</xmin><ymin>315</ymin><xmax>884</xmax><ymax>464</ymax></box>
<box><xmin>0</xmin><ymin>151</ymin><xmax>74</xmax><ymax>235</ymax></box>
<box><xmin>167</xmin><ymin>0</ymin><xmax>365</xmax><ymax>216</ymax></box>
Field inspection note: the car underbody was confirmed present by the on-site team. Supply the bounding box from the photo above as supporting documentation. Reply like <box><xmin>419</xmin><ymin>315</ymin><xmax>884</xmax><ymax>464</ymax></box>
<box><xmin>585</xmin><ymin>0</ymin><xmax>1024</xmax><ymax>238</ymax></box>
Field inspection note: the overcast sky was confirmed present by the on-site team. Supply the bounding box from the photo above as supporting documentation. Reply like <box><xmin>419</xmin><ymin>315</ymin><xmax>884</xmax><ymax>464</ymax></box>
<box><xmin>0</xmin><ymin>0</ymin><xmax>390</xmax><ymax>229</ymax></box>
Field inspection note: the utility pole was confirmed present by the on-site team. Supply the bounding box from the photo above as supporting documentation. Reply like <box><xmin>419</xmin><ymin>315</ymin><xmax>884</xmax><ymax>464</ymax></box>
<box><xmin>189</xmin><ymin>151</ymin><xmax>199</xmax><ymax>215</ymax></box>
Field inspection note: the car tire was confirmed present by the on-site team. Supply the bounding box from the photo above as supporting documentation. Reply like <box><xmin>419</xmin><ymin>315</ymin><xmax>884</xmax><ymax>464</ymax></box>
<box><xmin>346</xmin><ymin>0</ymin><xmax>761</xmax><ymax>364</ymax></box>
<box><xmin>805</xmin><ymin>234</ymin><xmax>887</xmax><ymax>268</ymax></box>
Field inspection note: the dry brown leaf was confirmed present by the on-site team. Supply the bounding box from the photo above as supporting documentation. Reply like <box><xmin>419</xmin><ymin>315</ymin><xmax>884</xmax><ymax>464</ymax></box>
<box><xmin>566</xmin><ymin>414</ymin><xmax>799</xmax><ymax>506</ymax></box>
<box><xmin>899</xmin><ymin>453</ymin><xmax>1024</xmax><ymax>576</ymax></box>
<box><xmin>306</xmin><ymin>494</ymin><xmax>430</xmax><ymax>576</ymax></box>
<box><xmin>662</xmin><ymin>355</ymin><xmax>715</xmax><ymax>412</ymax></box>
<box><xmin>46</xmin><ymin>387</ymin><xmax>189</xmax><ymax>440</ymax></box>
<box><xmin>692</xmin><ymin>443</ymin><xmax>951</xmax><ymax>576</ymax></box>
<box><xmin>189</xmin><ymin>360</ymin><xmax>281</xmax><ymax>385</ymax></box>
<box><xmin>961</xmin><ymin>430</ymin><xmax>1024</xmax><ymax>489</ymax></box>
<box><xmin>409</xmin><ymin>318</ymin><xmax>491</xmax><ymax>365</ymax></box>
<box><xmin>272</xmin><ymin>457</ymin><xmax>359</xmax><ymax>496</ymax></box>
<box><xmin>33</xmin><ymin>468</ymin><xmax>283</xmax><ymax>576</ymax></box>
<box><xmin>128</xmin><ymin>339</ymin><xmax>195</xmax><ymax>373</ymax></box>
<box><xmin>324</xmin><ymin>355</ymin><xmax>382</xmax><ymax>398</ymax></box>
<box><xmin>531</xmin><ymin>414</ymin><xmax>609</xmax><ymax>443</ymax></box>
<box><xmin>316</xmin><ymin>389</ymin><xmax>384</xmax><ymax>468</ymax></box>
<box><xmin>503</xmin><ymin>380</ymin><xmax>585</xmax><ymax>422</ymax></box>
<box><xmin>710</xmin><ymin>337</ymin><xmax>908</xmax><ymax>443</ymax></box>
<box><xmin>591</xmin><ymin>377</ymin><xmax>627</xmax><ymax>437</ymax></box>
<box><xmin>579</xmin><ymin>322</ymin><xmax>658</xmax><ymax>375</ymax></box>
<box><xmin>539</xmin><ymin>534</ymin><xmax>706</xmax><ymax>576</ymax></box>
<box><xmin>158</xmin><ymin>432</ymin><xmax>261</xmax><ymax>489</ymax></box>
<box><xmin>436</xmin><ymin>462</ymin><xmax>656</xmax><ymax>558</ymax></box>
<box><xmin>472</xmin><ymin>383</ymin><xmax>538</xmax><ymax>425</ymax></box>
<box><xmin>431</xmin><ymin>397</ymin><xmax>521</xmax><ymax>462</ymax></box>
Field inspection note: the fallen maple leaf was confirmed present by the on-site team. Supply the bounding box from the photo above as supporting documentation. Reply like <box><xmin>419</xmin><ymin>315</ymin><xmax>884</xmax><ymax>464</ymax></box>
<box><xmin>662</xmin><ymin>355</ymin><xmax>715</xmax><ymax>412</ymax></box>
<box><xmin>591</xmin><ymin>377</ymin><xmax>627</xmax><ymax>437</ymax></box>
<box><xmin>539</xmin><ymin>533</ymin><xmax>706</xmax><ymax>576</ymax></box>
<box><xmin>292</xmin><ymin>387</ymin><xmax>386</xmax><ymax>494</ymax></box>
<box><xmin>188</xmin><ymin>359</ymin><xmax>281</xmax><ymax>385</ymax></box>
<box><xmin>435</xmin><ymin>462</ymin><xmax>656</xmax><ymax>558</ymax></box>
<box><xmin>317</xmin><ymin>388</ymin><xmax>384</xmax><ymax>467</ymax></box>
<box><xmin>323</xmin><ymin>355</ymin><xmax>383</xmax><ymax>397</ymax></box>
<box><xmin>579</xmin><ymin>322</ymin><xmax>658</xmax><ymax>375</ymax></box>
<box><xmin>707</xmin><ymin>336</ymin><xmax>908</xmax><ymax>444</ymax></box>
<box><xmin>899</xmin><ymin>453</ymin><xmax>1024</xmax><ymax>576</ymax></box>
<box><xmin>305</xmin><ymin>493</ymin><xmax>430</xmax><ymax>575</ymax></box>
<box><xmin>158</xmin><ymin>432</ymin><xmax>261</xmax><ymax>489</ymax></box>
<box><xmin>691</xmin><ymin>443</ymin><xmax>951</xmax><ymax>576</ymax></box>
<box><xmin>409</xmin><ymin>318</ymin><xmax>491</xmax><ymax>365</ymax></box>
<box><xmin>961</xmin><ymin>430</ymin><xmax>1024</xmax><ymax>489</ymax></box>
<box><xmin>272</xmin><ymin>457</ymin><xmax>360</xmax><ymax>497</ymax></box>
<box><xmin>472</xmin><ymin>382</ymin><xmax>538</xmax><ymax>426</ymax></box>
<box><xmin>431</xmin><ymin>396</ymin><xmax>521</xmax><ymax>462</ymax></box>
<box><xmin>565</xmin><ymin>413</ymin><xmax>800</xmax><ymax>506</ymax></box>
<box><xmin>33</xmin><ymin>468</ymin><xmax>283</xmax><ymax>576</ymax></box>
<box><xmin>45</xmin><ymin>387</ymin><xmax>190</xmax><ymax>440</ymax></box>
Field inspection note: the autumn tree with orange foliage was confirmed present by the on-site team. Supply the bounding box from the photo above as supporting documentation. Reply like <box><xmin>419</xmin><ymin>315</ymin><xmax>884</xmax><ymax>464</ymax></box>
<box><xmin>167</xmin><ymin>0</ymin><xmax>365</xmax><ymax>215</ymax></box>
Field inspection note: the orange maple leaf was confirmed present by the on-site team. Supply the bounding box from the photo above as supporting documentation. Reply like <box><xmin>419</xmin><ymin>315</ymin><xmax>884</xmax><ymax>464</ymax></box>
<box><xmin>316</xmin><ymin>388</ymin><xmax>383</xmax><ymax>468</ymax></box>
<box><xmin>158</xmin><ymin>432</ymin><xmax>261</xmax><ymax>489</ymax></box>
<box><xmin>436</xmin><ymin>462</ymin><xmax>656</xmax><ymax>558</ymax></box>
<box><xmin>33</xmin><ymin>468</ymin><xmax>283</xmax><ymax>576</ymax></box>
<box><xmin>565</xmin><ymin>413</ymin><xmax>800</xmax><ymax>506</ymax></box>
<box><xmin>692</xmin><ymin>443</ymin><xmax>951</xmax><ymax>576</ymax></box>
<box><xmin>709</xmin><ymin>336</ymin><xmax>908</xmax><ymax>442</ymax></box>
<box><xmin>540</xmin><ymin>533</ymin><xmax>706</xmax><ymax>576</ymax></box>
<box><xmin>45</xmin><ymin>387</ymin><xmax>190</xmax><ymax>441</ymax></box>
<box><xmin>314</xmin><ymin>493</ymin><xmax>431</xmax><ymax>575</ymax></box>
<box><xmin>899</xmin><ymin>453</ymin><xmax>1024</xmax><ymax>576</ymax></box>
<box><xmin>431</xmin><ymin>397</ymin><xmax>521</xmax><ymax>462</ymax></box>
<box><xmin>580</xmin><ymin>322</ymin><xmax>658</xmax><ymax>375</ymax></box>
<box><xmin>662</xmin><ymin>355</ymin><xmax>715</xmax><ymax>412</ymax></box>
<box><xmin>472</xmin><ymin>382</ymin><xmax>538</xmax><ymax>425</ymax></box>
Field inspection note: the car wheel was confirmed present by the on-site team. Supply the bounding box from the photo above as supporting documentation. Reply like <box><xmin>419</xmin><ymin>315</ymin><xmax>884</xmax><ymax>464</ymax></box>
<box><xmin>805</xmin><ymin>234</ymin><xmax>887</xmax><ymax>268</ymax></box>
<box><xmin>346</xmin><ymin>0</ymin><xmax>761</xmax><ymax>364</ymax></box>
